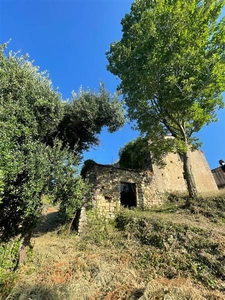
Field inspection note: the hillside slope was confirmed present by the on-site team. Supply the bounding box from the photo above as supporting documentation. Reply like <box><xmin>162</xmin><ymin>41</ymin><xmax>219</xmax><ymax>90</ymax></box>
<box><xmin>4</xmin><ymin>194</ymin><xmax>225</xmax><ymax>300</ymax></box>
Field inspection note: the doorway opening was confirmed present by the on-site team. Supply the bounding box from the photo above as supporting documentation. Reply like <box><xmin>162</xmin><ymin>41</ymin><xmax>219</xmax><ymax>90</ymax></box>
<box><xmin>120</xmin><ymin>182</ymin><xmax>137</xmax><ymax>208</ymax></box>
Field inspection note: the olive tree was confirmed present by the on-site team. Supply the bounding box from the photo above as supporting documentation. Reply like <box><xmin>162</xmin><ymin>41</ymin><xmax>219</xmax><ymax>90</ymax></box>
<box><xmin>54</xmin><ymin>84</ymin><xmax>125</xmax><ymax>154</ymax></box>
<box><xmin>107</xmin><ymin>0</ymin><xmax>225</xmax><ymax>198</ymax></box>
<box><xmin>0</xmin><ymin>45</ymin><xmax>82</xmax><ymax>241</ymax></box>
<box><xmin>0</xmin><ymin>43</ymin><xmax>125</xmax><ymax>241</ymax></box>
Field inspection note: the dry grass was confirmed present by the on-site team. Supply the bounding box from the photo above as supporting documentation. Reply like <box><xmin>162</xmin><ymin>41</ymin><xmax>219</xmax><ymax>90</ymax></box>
<box><xmin>4</xmin><ymin>194</ymin><xmax>225</xmax><ymax>300</ymax></box>
<box><xmin>9</xmin><ymin>232</ymin><xmax>143</xmax><ymax>299</ymax></box>
<box><xmin>138</xmin><ymin>277</ymin><xmax>225</xmax><ymax>300</ymax></box>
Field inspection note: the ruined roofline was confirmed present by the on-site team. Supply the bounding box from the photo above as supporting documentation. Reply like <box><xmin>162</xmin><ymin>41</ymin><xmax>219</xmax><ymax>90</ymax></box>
<box><xmin>91</xmin><ymin>162</ymin><xmax>153</xmax><ymax>174</ymax></box>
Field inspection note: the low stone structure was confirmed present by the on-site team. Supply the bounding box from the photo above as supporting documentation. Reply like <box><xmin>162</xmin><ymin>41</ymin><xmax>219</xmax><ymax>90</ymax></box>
<box><xmin>85</xmin><ymin>165</ymin><xmax>156</xmax><ymax>217</ymax></box>
<box><xmin>84</xmin><ymin>150</ymin><xmax>218</xmax><ymax>217</ymax></box>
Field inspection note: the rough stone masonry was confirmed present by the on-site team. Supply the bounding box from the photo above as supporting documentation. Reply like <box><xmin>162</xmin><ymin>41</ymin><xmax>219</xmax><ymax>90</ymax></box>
<box><xmin>84</xmin><ymin>150</ymin><xmax>218</xmax><ymax>218</ymax></box>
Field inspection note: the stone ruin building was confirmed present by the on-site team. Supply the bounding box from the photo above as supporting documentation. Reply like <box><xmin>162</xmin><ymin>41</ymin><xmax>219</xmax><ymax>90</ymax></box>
<box><xmin>83</xmin><ymin>150</ymin><xmax>218</xmax><ymax>218</ymax></box>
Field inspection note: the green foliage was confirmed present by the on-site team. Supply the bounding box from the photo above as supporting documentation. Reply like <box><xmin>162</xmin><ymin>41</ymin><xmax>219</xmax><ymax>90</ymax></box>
<box><xmin>107</xmin><ymin>0</ymin><xmax>225</xmax><ymax>150</ymax></box>
<box><xmin>0</xmin><ymin>171</ymin><xmax>4</xmax><ymax>204</ymax></box>
<box><xmin>0</xmin><ymin>43</ymin><xmax>61</xmax><ymax>240</ymax></box>
<box><xmin>80</xmin><ymin>209</ymin><xmax>122</xmax><ymax>248</ymax></box>
<box><xmin>107</xmin><ymin>0</ymin><xmax>225</xmax><ymax>196</ymax></box>
<box><xmin>80</xmin><ymin>159</ymin><xmax>97</xmax><ymax>178</ymax></box>
<box><xmin>0</xmin><ymin>238</ymin><xmax>21</xmax><ymax>298</ymax></box>
<box><xmin>0</xmin><ymin>41</ymin><xmax>126</xmax><ymax>241</ymax></box>
<box><xmin>0</xmin><ymin>41</ymin><xmax>126</xmax><ymax>298</ymax></box>
<box><xmin>57</xmin><ymin>177</ymin><xmax>87</xmax><ymax>223</ymax></box>
<box><xmin>55</xmin><ymin>84</ymin><xmax>125</xmax><ymax>154</ymax></box>
<box><xmin>0</xmin><ymin>44</ymin><xmax>86</xmax><ymax>241</ymax></box>
<box><xmin>0</xmin><ymin>43</ymin><xmax>63</xmax><ymax>142</ymax></box>
<box><xmin>119</xmin><ymin>137</ymin><xmax>152</xmax><ymax>169</ymax></box>
<box><xmin>0</xmin><ymin>138</ymin><xmax>84</xmax><ymax>240</ymax></box>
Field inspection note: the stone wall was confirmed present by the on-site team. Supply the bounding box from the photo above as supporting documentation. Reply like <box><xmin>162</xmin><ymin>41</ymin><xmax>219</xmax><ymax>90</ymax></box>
<box><xmin>86</xmin><ymin>164</ymin><xmax>160</xmax><ymax>217</ymax></box>
<box><xmin>152</xmin><ymin>153</ymin><xmax>187</xmax><ymax>194</ymax></box>
<box><xmin>189</xmin><ymin>150</ymin><xmax>218</xmax><ymax>194</ymax></box>
<box><xmin>85</xmin><ymin>150</ymin><xmax>218</xmax><ymax>217</ymax></box>
<box><xmin>152</xmin><ymin>150</ymin><xmax>218</xmax><ymax>195</ymax></box>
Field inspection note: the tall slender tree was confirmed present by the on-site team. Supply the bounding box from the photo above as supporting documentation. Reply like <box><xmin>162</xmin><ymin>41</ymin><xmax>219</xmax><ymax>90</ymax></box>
<box><xmin>107</xmin><ymin>0</ymin><xmax>225</xmax><ymax>198</ymax></box>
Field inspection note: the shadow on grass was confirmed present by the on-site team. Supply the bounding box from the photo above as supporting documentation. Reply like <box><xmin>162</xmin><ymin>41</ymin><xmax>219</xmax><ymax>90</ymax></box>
<box><xmin>128</xmin><ymin>288</ymin><xmax>145</xmax><ymax>299</ymax></box>
<box><xmin>34</xmin><ymin>211</ymin><xmax>61</xmax><ymax>235</ymax></box>
<box><xmin>6</xmin><ymin>284</ymin><xmax>59</xmax><ymax>300</ymax></box>
<box><xmin>150</xmin><ymin>204</ymin><xmax>185</xmax><ymax>214</ymax></box>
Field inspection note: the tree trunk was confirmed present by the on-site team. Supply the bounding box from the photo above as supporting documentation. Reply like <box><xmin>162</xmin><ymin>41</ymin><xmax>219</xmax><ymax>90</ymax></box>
<box><xmin>18</xmin><ymin>232</ymin><xmax>32</xmax><ymax>265</ymax></box>
<box><xmin>18</xmin><ymin>220</ymin><xmax>37</xmax><ymax>266</ymax></box>
<box><xmin>182</xmin><ymin>151</ymin><xmax>197</xmax><ymax>201</ymax></box>
<box><xmin>67</xmin><ymin>208</ymin><xmax>81</xmax><ymax>234</ymax></box>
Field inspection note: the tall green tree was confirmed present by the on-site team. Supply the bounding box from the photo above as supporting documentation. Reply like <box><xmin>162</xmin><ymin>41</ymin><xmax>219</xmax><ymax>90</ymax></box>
<box><xmin>0</xmin><ymin>44</ymin><xmax>82</xmax><ymax>241</ymax></box>
<box><xmin>0</xmin><ymin>43</ymin><xmax>125</xmax><ymax>241</ymax></box>
<box><xmin>106</xmin><ymin>0</ymin><xmax>225</xmax><ymax>198</ymax></box>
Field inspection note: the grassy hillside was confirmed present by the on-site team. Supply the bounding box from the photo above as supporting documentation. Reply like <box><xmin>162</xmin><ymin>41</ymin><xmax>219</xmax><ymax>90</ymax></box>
<box><xmin>1</xmin><ymin>193</ymin><xmax>225</xmax><ymax>299</ymax></box>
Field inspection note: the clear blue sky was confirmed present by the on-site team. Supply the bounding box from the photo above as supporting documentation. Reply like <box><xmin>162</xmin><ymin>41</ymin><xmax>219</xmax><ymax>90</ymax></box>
<box><xmin>0</xmin><ymin>0</ymin><xmax>224</xmax><ymax>169</ymax></box>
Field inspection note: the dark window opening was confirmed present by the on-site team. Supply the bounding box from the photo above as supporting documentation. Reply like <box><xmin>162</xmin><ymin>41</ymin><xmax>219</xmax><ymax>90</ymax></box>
<box><xmin>120</xmin><ymin>182</ymin><xmax>137</xmax><ymax>208</ymax></box>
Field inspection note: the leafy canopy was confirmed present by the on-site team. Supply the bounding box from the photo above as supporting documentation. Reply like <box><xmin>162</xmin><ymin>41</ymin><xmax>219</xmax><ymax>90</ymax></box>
<box><xmin>55</xmin><ymin>84</ymin><xmax>125</xmax><ymax>154</ymax></box>
<box><xmin>107</xmin><ymin>0</ymin><xmax>225</xmax><ymax>161</ymax></box>
<box><xmin>0</xmin><ymin>44</ymin><xmax>63</xmax><ymax>143</ymax></box>
<box><xmin>119</xmin><ymin>137</ymin><xmax>152</xmax><ymax>170</ymax></box>
<box><xmin>0</xmin><ymin>45</ymin><xmax>84</xmax><ymax>240</ymax></box>
<box><xmin>0</xmin><ymin>43</ymin><xmax>125</xmax><ymax>240</ymax></box>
